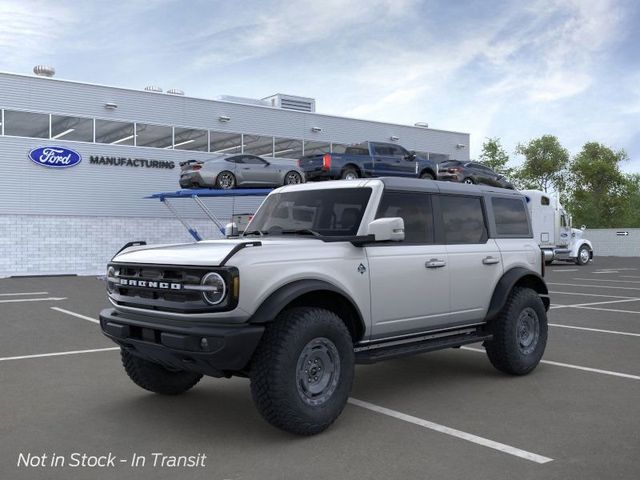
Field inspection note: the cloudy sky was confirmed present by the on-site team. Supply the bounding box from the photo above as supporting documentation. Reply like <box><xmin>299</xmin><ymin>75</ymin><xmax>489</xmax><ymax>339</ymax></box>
<box><xmin>1</xmin><ymin>0</ymin><xmax>639</xmax><ymax>170</ymax></box>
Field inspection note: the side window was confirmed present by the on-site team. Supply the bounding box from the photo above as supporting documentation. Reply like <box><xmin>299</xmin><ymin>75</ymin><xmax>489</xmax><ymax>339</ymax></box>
<box><xmin>440</xmin><ymin>195</ymin><xmax>488</xmax><ymax>244</ymax></box>
<box><xmin>492</xmin><ymin>197</ymin><xmax>531</xmax><ymax>237</ymax></box>
<box><xmin>243</xmin><ymin>155</ymin><xmax>267</xmax><ymax>165</ymax></box>
<box><xmin>225</xmin><ymin>156</ymin><xmax>243</xmax><ymax>164</ymax></box>
<box><xmin>541</xmin><ymin>196</ymin><xmax>550</xmax><ymax>206</ymax></box>
<box><xmin>373</xmin><ymin>145</ymin><xmax>392</xmax><ymax>156</ymax></box>
<box><xmin>388</xmin><ymin>145</ymin><xmax>407</xmax><ymax>157</ymax></box>
<box><xmin>376</xmin><ymin>192</ymin><xmax>434</xmax><ymax>244</ymax></box>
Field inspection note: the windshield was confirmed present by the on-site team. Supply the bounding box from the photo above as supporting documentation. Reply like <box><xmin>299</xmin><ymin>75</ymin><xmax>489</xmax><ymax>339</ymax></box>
<box><xmin>244</xmin><ymin>188</ymin><xmax>372</xmax><ymax>237</ymax></box>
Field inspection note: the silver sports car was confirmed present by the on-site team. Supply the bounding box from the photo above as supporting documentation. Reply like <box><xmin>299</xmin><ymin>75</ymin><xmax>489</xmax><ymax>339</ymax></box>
<box><xmin>179</xmin><ymin>154</ymin><xmax>305</xmax><ymax>189</ymax></box>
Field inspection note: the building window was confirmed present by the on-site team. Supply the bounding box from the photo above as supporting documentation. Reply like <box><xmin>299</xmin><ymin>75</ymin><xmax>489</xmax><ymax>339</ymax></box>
<box><xmin>173</xmin><ymin>127</ymin><xmax>208</xmax><ymax>151</ymax></box>
<box><xmin>210</xmin><ymin>131</ymin><xmax>243</xmax><ymax>154</ymax></box>
<box><xmin>51</xmin><ymin>115</ymin><xmax>93</xmax><ymax>142</ymax></box>
<box><xmin>304</xmin><ymin>140</ymin><xmax>330</xmax><ymax>156</ymax></box>
<box><xmin>95</xmin><ymin>119</ymin><xmax>135</xmax><ymax>145</ymax></box>
<box><xmin>3</xmin><ymin>110</ymin><xmax>49</xmax><ymax>138</ymax></box>
<box><xmin>273</xmin><ymin>137</ymin><xmax>303</xmax><ymax>158</ymax></box>
<box><xmin>135</xmin><ymin>123</ymin><xmax>173</xmax><ymax>148</ymax></box>
<box><xmin>331</xmin><ymin>143</ymin><xmax>348</xmax><ymax>154</ymax></box>
<box><xmin>244</xmin><ymin>134</ymin><xmax>274</xmax><ymax>156</ymax></box>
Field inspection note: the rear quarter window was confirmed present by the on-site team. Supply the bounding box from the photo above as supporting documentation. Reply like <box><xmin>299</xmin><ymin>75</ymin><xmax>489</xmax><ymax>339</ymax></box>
<box><xmin>492</xmin><ymin>197</ymin><xmax>531</xmax><ymax>237</ymax></box>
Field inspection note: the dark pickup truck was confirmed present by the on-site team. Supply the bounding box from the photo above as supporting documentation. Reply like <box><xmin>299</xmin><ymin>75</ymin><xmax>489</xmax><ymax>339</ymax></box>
<box><xmin>298</xmin><ymin>141</ymin><xmax>438</xmax><ymax>181</ymax></box>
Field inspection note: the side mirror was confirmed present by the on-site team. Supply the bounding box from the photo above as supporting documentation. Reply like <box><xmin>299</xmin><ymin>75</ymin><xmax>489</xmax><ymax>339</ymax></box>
<box><xmin>225</xmin><ymin>222</ymin><xmax>238</xmax><ymax>237</ymax></box>
<box><xmin>366</xmin><ymin>217</ymin><xmax>405</xmax><ymax>242</ymax></box>
<box><xmin>405</xmin><ymin>151</ymin><xmax>416</xmax><ymax>161</ymax></box>
<box><xmin>581</xmin><ymin>225</ymin><xmax>586</xmax><ymax>231</ymax></box>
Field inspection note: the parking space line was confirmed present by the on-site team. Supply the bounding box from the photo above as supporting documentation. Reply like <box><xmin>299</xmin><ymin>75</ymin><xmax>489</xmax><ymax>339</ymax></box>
<box><xmin>348</xmin><ymin>398</ymin><xmax>553</xmax><ymax>464</ymax></box>
<box><xmin>51</xmin><ymin>307</ymin><xmax>99</xmax><ymax>324</ymax></box>
<box><xmin>550</xmin><ymin>298</ymin><xmax>640</xmax><ymax>310</ymax></box>
<box><xmin>0</xmin><ymin>297</ymin><xmax>67</xmax><ymax>304</ymax></box>
<box><xmin>0</xmin><ymin>291</ymin><xmax>49</xmax><ymax>296</ymax></box>
<box><xmin>0</xmin><ymin>347</ymin><xmax>119</xmax><ymax>362</ymax></box>
<box><xmin>550</xmin><ymin>269</ymin><xmax>578</xmax><ymax>272</ymax></box>
<box><xmin>573</xmin><ymin>278</ymin><xmax>640</xmax><ymax>284</ymax></box>
<box><xmin>461</xmin><ymin>347</ymin><xmax>640</xmax><ymax>381</ymax></box>
<box><xmin>549</xmin><ymin>291</ymin><xmax>638</xmax><ymax>299</ymax></box>
<box><xmin>620</xmin><ymin>275</ymin><xmax>640</xmax><ymax>279</ymax></box>
<box><xmin>548</xmin><ymin>282</ymin><xmax>640</xmax><ymax>291</ymax></box>
<box><xmin>573</xmin><ymin>306</ymin><xmax>640</xmax><ymax>315</ymax></box>
<box><xmin>549</xmin><ymin>323</ymin><xmax>640</xmax><ymax>337</ymax></box>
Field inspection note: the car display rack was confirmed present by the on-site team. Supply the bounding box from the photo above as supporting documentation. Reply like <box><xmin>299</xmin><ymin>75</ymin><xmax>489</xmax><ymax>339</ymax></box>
<box><xmin>146</xmin><ymin>188</ymin><xmax>272</xmax><ymax>241</ymax></box>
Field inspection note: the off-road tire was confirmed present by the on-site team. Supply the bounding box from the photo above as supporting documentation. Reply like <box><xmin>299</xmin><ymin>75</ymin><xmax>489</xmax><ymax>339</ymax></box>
<box><xmin>341</xmin><ymin>167</ymin><xmax>359</xmax><ymax>180</ymax></box>
<box><xmin>576</xmin><ymin>245</ymin><xmax>590</xmax><ymax>265</ymax></box>
<box><xmin>250</xmin><ymin>307</ymin><xmax>355</xmax><ymax>435</ymax></box>
<box><xmin>215</xmin><ymin>171</ymin><xmax>236</xmax><ymax>189</ymax></box>
<box><xmin>485</xmin><ymin>287</ymin><xmax>547</xmax><ymax>375</ymax></box>
<box><xmin>420</xmin><ymin>171</ymin><xmax>435</xmax><ymax>180</ymax></box>
<box><xmin>121</xmin><ymin>349</ymin><xmax>202</xmax><ymax>395</ymax></box>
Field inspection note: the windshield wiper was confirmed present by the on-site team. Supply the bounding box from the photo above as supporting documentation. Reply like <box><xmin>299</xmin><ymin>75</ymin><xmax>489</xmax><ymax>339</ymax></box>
<box><xmin>280</xmin><ymin>229</ymin><xmax>323</xmax><ymax>238</ymax></box>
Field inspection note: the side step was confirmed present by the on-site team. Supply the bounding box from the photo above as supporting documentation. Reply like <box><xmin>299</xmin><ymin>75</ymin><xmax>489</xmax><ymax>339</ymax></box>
<box><xmin>355</xmin><ymin>330</ymin><xmax>492</xmax><ymax>364</ymax></box>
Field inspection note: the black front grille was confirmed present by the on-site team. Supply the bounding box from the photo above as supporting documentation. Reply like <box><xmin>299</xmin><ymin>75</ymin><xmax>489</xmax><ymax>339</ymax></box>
<box><xmin>108</xmin><ymin>263</ymin><xmax>237</xmax><ymax>314</ymax></box>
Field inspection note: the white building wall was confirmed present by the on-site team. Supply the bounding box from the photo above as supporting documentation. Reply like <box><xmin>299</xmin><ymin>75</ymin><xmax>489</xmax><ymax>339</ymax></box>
<box><xmin>584</xmin><ymin>228</ymin><xmax>640</xmax><ymax>257</ymax></box>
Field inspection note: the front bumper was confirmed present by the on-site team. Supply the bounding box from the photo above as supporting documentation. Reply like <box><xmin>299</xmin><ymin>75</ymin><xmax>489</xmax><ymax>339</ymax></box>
<box><xmin>99</xmin><ymin>308</ymin><xmax>264</xmax><ymax>377</ymax></box>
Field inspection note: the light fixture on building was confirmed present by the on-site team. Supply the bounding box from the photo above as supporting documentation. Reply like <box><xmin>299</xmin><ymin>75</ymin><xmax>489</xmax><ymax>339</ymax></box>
<box><xmin>33</xmin><ymin>65</ymin><xmax>55</xmax><ymax>77</ymax></box>
<box><xmin>390</xmin><ymin>135</ymin><xmax>400</xmax><ymax>141</ymax></box>
<box><xmin>311</xmin><ymin>126</ymin><xmax>323</xmax><ymax>133</ymax></box>
<box><xmin>167</xmin><ymin>88</ymin><xmax>185</xmax><ymax>96</ymax></box>
<box><xmin>51</xmin><ymin>128</ymin><xmax>74</xmax><ymax>139</ymax></box>
<box><xmin>111</xmin><ymin>135</ymin><xmax>134</xmax><ymax>145</ymax></box>
<box><xmin>414</xmin><ymin>122</ymin><xmax>429</xmax><ymax>128</ymax></box>
<box><xmin>218</xmin><ymin>115</ymin><xmax>231</xmax><ymax>122</ymax></box>
<box><xmin>456</xmin><ymin>143</ymin><xmax>467</xmax><ymax>149</ymax></box>
<box><xmin>104</xmin><ymin>102</ymin><xmax>118</xmax><ymax>110</ymax></box>
<box><xmin>172</xmin><ymin>139</ymin><xmax>195</xmax><ymax>149</ymax></box>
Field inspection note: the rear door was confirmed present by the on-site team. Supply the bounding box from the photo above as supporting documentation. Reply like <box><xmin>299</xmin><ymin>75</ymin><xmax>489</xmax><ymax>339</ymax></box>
<box><xmin>372</xmin><ymin>144</ymin><xmax>399</xmax><ymax>177</ymax></box>
<box><xmin>438</xmin><ymin>194</ymin><xmax>503</xmax><ymax>324</ymax></box>
<box><xmin>366</xmin><ymin>191</ymin><xmax>450</xmax><ymax>339</ymax></box>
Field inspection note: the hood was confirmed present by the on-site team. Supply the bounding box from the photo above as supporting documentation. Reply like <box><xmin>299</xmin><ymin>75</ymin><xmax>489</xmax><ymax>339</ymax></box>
<box><xmin>112</xmin><ymin>237</ymin><xmax>323</xmax><ymax>266</ymax></box>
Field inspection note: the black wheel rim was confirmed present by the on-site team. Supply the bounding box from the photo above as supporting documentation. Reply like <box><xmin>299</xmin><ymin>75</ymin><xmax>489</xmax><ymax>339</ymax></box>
<box><xmin>218</xmin><ymin>172</ymin><xmax>234</xmax><ymax>189</ymax></box>
<box><xmin>286</xmin><ymin>172</ymin><xmax>301</xmax><ymax>184</ymax></box>
<box><xmin>517</xmin><ymin>307</ymin><xmax>540</xmax><ymax>355</ymax></box>
<box><xmin>296</xmin><ymin>337</ymin><xmax>341</xmax><ymax>406</ymax></box>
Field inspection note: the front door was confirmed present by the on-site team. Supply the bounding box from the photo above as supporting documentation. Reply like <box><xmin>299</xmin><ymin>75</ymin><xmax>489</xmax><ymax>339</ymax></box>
<box><xmin>367</xmin><ymin>191</ymin><xmax>450</xmax><ymax>339</ymax></box>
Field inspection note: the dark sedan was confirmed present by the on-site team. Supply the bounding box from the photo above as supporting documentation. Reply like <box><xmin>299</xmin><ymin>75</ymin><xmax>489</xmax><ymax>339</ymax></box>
<box><xmin>437</xmin><ymin>160</ymin><xmax>515</xmax><ymax>189</ymax></box>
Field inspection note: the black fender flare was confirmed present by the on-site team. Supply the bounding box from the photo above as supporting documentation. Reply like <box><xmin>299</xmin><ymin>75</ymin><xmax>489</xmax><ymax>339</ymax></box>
<box><xmin>249</xmin><ymin>279</ymin><xmax>365</xmax><ymax>329</ymax></box>
<box><xmin>419</xmin><ymin>167</ymin><xmax>437</xmax><ymax>179</ymax></box>
<box><xmin>485</xmin><ymin>268</ymin><xmax>549</xmax><ymax>321</ymax></box>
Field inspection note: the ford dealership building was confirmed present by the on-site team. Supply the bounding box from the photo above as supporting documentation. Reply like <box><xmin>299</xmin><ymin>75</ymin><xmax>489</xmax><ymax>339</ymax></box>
<box><xmin>0</xmin><ymin>70</ymin><xmax>470</xmax><ymax>277</ymax></box>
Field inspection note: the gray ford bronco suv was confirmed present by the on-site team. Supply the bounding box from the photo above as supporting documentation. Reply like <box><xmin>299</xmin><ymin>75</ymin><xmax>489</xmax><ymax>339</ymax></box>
<box><xmin>100</xmin><ymin>178</ymin><xmax>549</xmax><ymax>435</ymax></box>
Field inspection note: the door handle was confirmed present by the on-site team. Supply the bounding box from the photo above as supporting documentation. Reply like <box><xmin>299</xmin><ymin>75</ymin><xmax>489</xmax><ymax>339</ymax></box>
<box><xmin>425</xmin><ymin>259</ymin><xmax>446</xmax><ymax>268</ymax></box>
<box><xmin>482</xmin><ymin>256</ymin><xmax>500</xmax><ymax>265</ymax></box>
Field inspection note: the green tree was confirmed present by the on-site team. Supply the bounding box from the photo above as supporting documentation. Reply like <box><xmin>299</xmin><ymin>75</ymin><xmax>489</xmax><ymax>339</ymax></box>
<box><xmin>566</xmin><ymin>142</ymin><xmax>633</xmax><ymax>228</ymax></box>
<box><xmin>514</xmin><ymin>135</ymin><xmax>569</xmax><ymax>192</ymax></box>
<box><xmin>478</xmin><ymin>137</ymin><xmax>513</xmax><ymax>176</ymax></box>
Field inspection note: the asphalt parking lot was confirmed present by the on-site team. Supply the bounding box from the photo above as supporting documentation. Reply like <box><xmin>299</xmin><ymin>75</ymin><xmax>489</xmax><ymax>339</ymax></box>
<box><xmin>1</xmin><ymin>257</ymin><xmax>639</xmax><ymax>480</ymax></box>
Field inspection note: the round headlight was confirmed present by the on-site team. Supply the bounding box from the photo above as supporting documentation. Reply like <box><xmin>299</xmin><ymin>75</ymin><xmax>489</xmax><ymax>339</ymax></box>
<box><xmin>106</xmin><ymin>266</ymin><xmax>116</xmax><ymax>293</ymax></box>
<box><xmin>201</xmin><ymin>272</ymin><xmax>226</xmax><ymax>305</ymax></box>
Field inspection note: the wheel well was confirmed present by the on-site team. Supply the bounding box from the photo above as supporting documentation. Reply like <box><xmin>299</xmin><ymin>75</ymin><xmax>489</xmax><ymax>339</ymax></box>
<box><xmin>513</xmin><ymin>275</ymin><xmax>550</xmax><ymax>310</ymax></box>
<box><xmin>420</xmin><ymin>168</ymin><xmax>436</xmax><ymax>178</ymax></box>
<box><xmin>342</xmin><ymin>164</ymin><xmax>361</xmax><ymax>175</ymax></box>
<box><xmin>284</xmin><ymin>290</ymin><xmax>365</xmax><ymax>342</ymax></box>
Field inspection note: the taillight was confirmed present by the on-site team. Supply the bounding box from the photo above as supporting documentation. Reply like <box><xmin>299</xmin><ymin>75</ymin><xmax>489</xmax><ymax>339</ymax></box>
<box><xmin>297</xmin><ymin>159</ymin><xmax>301</xmax><ymax>167</ymax></box>
<box><xmin>192</xmin><ymin>164</ymin><xmax>202</xmax><ymax>171</ymax></box>
<box><xmin>448</xmin><ymin>167</ymin><xmax>460</xmax><ymax>173</ymax></box>
<box><xmin>322</xmin><ymin>154</ymin><xmax>331</xmax><ymax>170</ymax></box>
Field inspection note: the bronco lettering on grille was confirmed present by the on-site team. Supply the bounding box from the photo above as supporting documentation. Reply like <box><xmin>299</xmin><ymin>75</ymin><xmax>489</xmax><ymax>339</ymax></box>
<box><xmin>119</xmin><ymin>278</ymin><xmax>182</xmax><ymax>290</ymax></box>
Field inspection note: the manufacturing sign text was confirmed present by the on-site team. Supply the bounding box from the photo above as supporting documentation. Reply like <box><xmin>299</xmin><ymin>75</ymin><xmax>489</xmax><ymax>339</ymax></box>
<box><xmin>90</xmin><ymin>156</ymin><xmax>175</xmax><ymax>169</ymax></box>
<box><xmin>29</xmin><ymin>147</ymin><xmax>82</xmax><ymax>168</ymax></box>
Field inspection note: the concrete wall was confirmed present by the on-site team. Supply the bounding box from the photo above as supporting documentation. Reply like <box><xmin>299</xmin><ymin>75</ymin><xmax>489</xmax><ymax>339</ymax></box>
<box><xmin>585</xmin><ymin>228</ymin><xmax>640</xmax><ymax>257</ymax></box>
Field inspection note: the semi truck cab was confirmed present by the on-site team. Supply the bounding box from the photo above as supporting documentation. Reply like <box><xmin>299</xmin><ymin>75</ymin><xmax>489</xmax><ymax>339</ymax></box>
<box><xmin>522</xmin><ymin>190</ymin><xmax>594</xmax><ymax>265</ymax></box>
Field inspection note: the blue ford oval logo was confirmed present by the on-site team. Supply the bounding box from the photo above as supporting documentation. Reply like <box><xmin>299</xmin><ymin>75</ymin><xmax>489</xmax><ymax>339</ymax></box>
<box><xmin>28</xmin><ymin>146</ymin><xmax>82</xmax><ymax>168</ymax></box>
